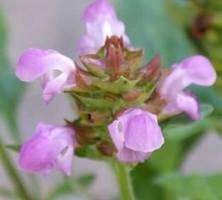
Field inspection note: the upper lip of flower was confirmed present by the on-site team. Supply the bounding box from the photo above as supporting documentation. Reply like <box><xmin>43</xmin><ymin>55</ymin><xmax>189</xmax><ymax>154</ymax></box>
<box><xmin>158</xmin><ymin>55</ymin><xmax>217</xmax><ymax>120</ymax></box>
<box><xmin>77</xmin><ymin>0</ymin><xmax>130</xmax><ymax>55</ymax></box>
<box><xmin>16</xmin><ymin>48</ymin><xmax>76</xmax><ymax>104</ymax></box>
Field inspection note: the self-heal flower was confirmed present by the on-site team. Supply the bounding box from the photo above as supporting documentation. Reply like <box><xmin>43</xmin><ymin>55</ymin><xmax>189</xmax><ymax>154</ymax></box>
<box><xmin>19</xmin><ymin>123</ymin><xmax>76</xmax><ymax>176</ymax></box>
<box><xmin>78</xmin><ymin>0</ymin><xmax>130</xmax><ymax>54</ymax></box>
<box><xmin>158</xmin><ymin>55</ymin><xmax>216</xmax><ymax>120</ymax></box>
<box><xmin>108</xmin><ymin>108</ymin><xmax>164</xmax><ymax>163</ymax></box>
<box><xmin>16</xmin><ymin>48</ymin><xmax>76</xmax><ymax>104</ymax></box>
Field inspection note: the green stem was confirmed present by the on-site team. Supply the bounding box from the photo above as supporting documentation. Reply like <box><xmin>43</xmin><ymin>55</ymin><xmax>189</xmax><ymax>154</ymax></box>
<box><xmin>112</xmin><ymin>160</ymin><xmax>135</xmax><ymax>200</ymax></box>
<box><xmin>0</xmin><ymin>137</ymin><xmax>33</xmax><ymax>200</ymax></box>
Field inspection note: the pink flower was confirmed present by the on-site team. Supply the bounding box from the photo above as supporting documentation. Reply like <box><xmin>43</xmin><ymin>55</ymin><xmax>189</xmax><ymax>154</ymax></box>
<box><xmin>19</xmin><ymin>123</ymin><xmax>76</xmax><ymax>176</ymax></box>
<box><xmin>108</xmin><ymin>108</ymin><xmax>164</xmax><ymax>163</ymax></box>
<box><xmin>158</xmin><ymin>55</ymin><xmax>217</xmax><ymax>120</ymax></box>
<box><xmin>77</xmin><ymin>0</ymin><xmax>130</xmax><ymax>54</ymax></box>
<box><xmin>16</xmin><ymin>48</ymin><xmax>76</xmax><ymax>104</ymax></box>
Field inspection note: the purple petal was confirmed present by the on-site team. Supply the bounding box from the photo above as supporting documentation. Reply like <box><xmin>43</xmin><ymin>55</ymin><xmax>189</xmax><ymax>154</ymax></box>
<box><xmin>56</xmin><ymin>146</ymin><xmax>73</xmax><ymax>176</ymax></box>
<box><xmin>125</xmin><ymin>113</ymin><xmax>164</xmax><ymax>153</ymax></box>
<box><xmin>159</xmin><ymin>55</ymin><xmax>216</xmax><ymax>120</ymax></box>
<box><xmin>16</xmin><ymin>48</ymin><xmax>75</xmax><ymax>82</ymax></box>
<box><xmin>77</xmin><ymin>0</ymin><xmax>130</xmax><ymax>54</ymax></box>
<box><xmin>83</xmin><ymin>0</ymin><xmax>115</xmax><ymax>23</ymax></box>
<box><xmin>16</xmin><ymin>48</ymin><xmax>76</xmax><ymax>103</ymax></box>
<box><xmin>117</xmin><ymin>147</ymin><xmax>150</xmax><ymax>163</ymax></box>
<box><xmin>162</xmin><ymin>102</ymin><xmax>182</xmax><ymax>117</ymax></box>
<box><xmin>162</xmin><ymin>92</ymin><xmax>200</xmax><ymax>120</ymax></box>
<box><xmin>108</xmin><ymin>120</ymin><xmax>125</xmax><ymax>151</ymax></box>
<box><xmin>108</xmin><ymin>108</ymin><xmax>164</xmax><ymax>163</ymax></box>
<box><xmin>19</xmin><ymin>123</ymin><xmax>75</xmax><ymax>175</ymax></box>
<box><xmin>180</xmin><ymin>55</ymin><xmax>217</xmax><ymax>86</ymax></box>
<box><xmin>108</xmin><ymin>108</ymin><xmax>144</xmax><ymax>151</ymax></box>
<box><xmin>42</xmin><ymin>73</ymin><xmax>69</xmax><ymax>104</ymax></box>
<box><xmin>159</xmin><ymin>55</ymin><xmax>216</xmax><ymax>100</ymax></box>
<box><xmin>158</xmin><ymin>64</ymin><xmax>186</xmax><ymax>100</ymax></box>
<box><xmin>176</xmin><ymin>92</ymin><xmax>200</xmax><ymax>120</ymax></box>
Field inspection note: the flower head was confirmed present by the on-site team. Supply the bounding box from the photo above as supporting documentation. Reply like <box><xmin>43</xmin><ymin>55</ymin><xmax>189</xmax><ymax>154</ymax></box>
<box><xmin>108</xmin><ymin>108</ymin><xmax>164</xmax><ymax>163</ymax></box>
<box><xmin>16</xmin><ymin>48</ymin><xmax>76</xmax><ymax>104</ymax></box>
<box><xmin>158</xmin><ymin>55</ymin><xmax>216</xmax><ymax>120</ymax></box>
<box><xmin>19</xmin><ymin>123</ymin><xmax>76</xmax><ymax>176</ymax></box>
<box><xmin>77</xmin><ymin>0</ymin><xmax>130</xmax><ymax>54</ymax></box>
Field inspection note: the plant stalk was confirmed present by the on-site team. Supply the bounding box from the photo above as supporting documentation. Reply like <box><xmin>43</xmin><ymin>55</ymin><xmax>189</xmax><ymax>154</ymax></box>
<box><xmin>112</xmin><ymin>160</ymin><xmax>135</xmax><ymax>200</ymax></box>
<box><xmin>0</xmin><ymin>137</ymin><xmax>33</xmax><ymax>200</ymax></box>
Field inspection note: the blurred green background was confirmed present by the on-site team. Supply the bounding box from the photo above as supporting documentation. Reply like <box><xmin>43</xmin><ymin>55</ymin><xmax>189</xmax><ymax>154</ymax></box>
<box><xmin>0</xmin><ymin>0</ymin><xmax>221</xmax><ymax>199</ymax></box>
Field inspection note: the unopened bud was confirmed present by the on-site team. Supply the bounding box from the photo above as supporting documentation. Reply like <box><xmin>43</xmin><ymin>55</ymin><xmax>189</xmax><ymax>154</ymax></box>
<box><xmin>190</xmin><ymin>13</ymin><xmax>212</xmax><ymax>39</ymax></box>
<box><xmin>140</xmin><ymin>54</ymin><xmax>161</xmax><ymax>83</ymax></box>
<box><xmin>97</xmin><ymin>141</ymin><xmax>115</xmax><ymax>156</ymax></box>
<box><xmin>105</xmin><ymin>36</ymin><xmax>125</xmax><ymax>79</ymax></box>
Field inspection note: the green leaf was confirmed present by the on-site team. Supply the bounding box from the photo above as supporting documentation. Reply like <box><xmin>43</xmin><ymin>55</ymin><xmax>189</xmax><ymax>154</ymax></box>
<box><xmin>46</xmin><ymin>179</ymin><xmax>76</xmax><ymax>200</ymax></box>
<box><xmin>94</xmin><ymin>76</ymin><xmax>139</xmax><ymax>94</ymax></box>
<box><xmin>71</xmin><ymin>88</ymin><xmax>105</xmax><ymax>98</ymax></box>
<box><xmin>84</xmin><ymin>62</ymin><xmax>107</xmax><ymax>78</ymax></box>
<box><xmin>75</xmin><ymin>145</ymin><xmax>103</xmax><ymax>160</ymax></box>
<box><xmin>5</xmin><ymin>144</ymin><xmax>21</xmax><ymax>152</ymax></box>
<box><xmin>163</xmin><ymin>120</ymin><xmax>208</xmax><ymax>142</ymax></box>
<box><xmin>77</xmin><ymin>174</ymin><xmax>95</xmax><ymax>188</ymax></box>
<box><xmin>200</xmin><ymin>103</ymin><xmax>214</xmax><ymax>118</ymax></box>
<box><xmin>149</xmin><ymin>141</ymin><xmax>183</xmax><ymax>172</ymax></box>
<box><xmin>116</xmin><ymin>0</ymin><xmax>193</xmax><ymax>66</ymax></box>
<box><xmin>157</xmin><ymin>173</ymin><xmax>222</xmax><ymax>200</ymax></box>
<box><xmin>130</xmin><ymin>163</ymin><xmax>164</xmax><ymax>200</ymax></box>
<box><xmin>150</xmin><ymin>106</ymin><xmax>214</xmax><ymax>173</ymax></box>
<box><xmin>73</xmin><ymin>94</ymin><xmax>113</xmax><ymax>111</ymax></box>
<box><xmin>191</xmin><ymin>86</ymin><xmax>222</xmax><ymax>115</ymax></box>
<box><xmin>0</xmin><ymin>10</ymin><xmax>25</xmax><ymax>141</ymax></box>
<box><xmin>162</xmin><ymin>103</ymin><xmax>214</xmax><ymax>142</ymax></box>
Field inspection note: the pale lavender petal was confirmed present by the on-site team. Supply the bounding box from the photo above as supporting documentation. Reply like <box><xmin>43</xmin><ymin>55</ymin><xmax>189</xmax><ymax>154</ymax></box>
<box><xmin>159</xmin><ymin>55</ymin><xmax>216</xmax><ymax>120</ymax></box>
<box><xmin>42</xmin><ymin>73</ymin><xmax>68</xmax><ymax>104</ymax></box>
<box><xmin>19</xmin><ymin>123</ymin><xmax>75</xmax><ymax>175</ymax></box>
<box><xmin>108</xmin><ymin>108</ymin><xmax>164</xmax><ymax>163</ymax></box>
<box><xmin>16</xmin><ymin>48</ymin><xmax>75</xmax><ymax>82</ymax></box>
<box><xmin>19</xmin><ymin>131</ymin><xmax>55</xmax><ymax>174</ymax></box>
<box><xmin>56</xmin><ymin>145</ymin><xmax>74</xmax><ymax>176</ymax></box>
<box><xmin>122</xmin><ymin>108</ymin><xmax>143</xmax><ymax>118</ymax></box>
<box><xmin>158</xmin><ymin>65</ymin><xmax>186</xmax><ymax>100</ymax></box>
<box><xmin>16</xmin><ymin>48</ymin><xmax>76</xmax><ymax>103</ymax></box>
<box><xmin>78</xmin><ymin>0</ymin><xmax>130</xmax><ymax>54</ymax></box>
<box><xmin>108</xmin><ymin>120</ymin><xmax>124</xmax><ymax>151</ymax></box>
<box><xmin>125</xmin><ymin>113</ymin><xmax>164</xmax><ymax>153</ymax></box>
<box><xmin>162</xmin><ymin>102</ymin><xmax>182</xmax><ymax>116</ymax></box>
<box><xmin>180</xmin><ymin>55</ymin><xmax>217</xmax><ymax>86</ymax></box>
<box><xmin>83</xmin><ymin>0</ymin><xmax>115</xmax><ymax>23</ymax></box>
<box><xmin>159</xmin><ymin>55</ymin><xmax>216</xmax><ymax>100</ymax></box>
<box><xmin>176</xmin><ymin>92</ymin><xmax>200</xmax><ymax>120</ymax></box>
<box><xmin>117</xmin><ymin>147</ymin><xmax>150</xmax><ymax>163</ymax></box>
<box><xmin>108</xmin><ymin>108</ymin><xmax>143</xmax><ymax>151</ymax></box>
<box><xmin>77</xmin><ymin>35</ymin><xmax>96</xmax><ymax>55</ymax></box>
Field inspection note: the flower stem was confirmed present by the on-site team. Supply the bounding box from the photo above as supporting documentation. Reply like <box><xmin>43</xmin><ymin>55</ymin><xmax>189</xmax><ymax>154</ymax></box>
<box><xmin>0</xmin><ymin>137</ymin><xmax>33</xmax><ymax>200</ymax></box>
<box><xmin>112</xmin><ymin>160</ymin><xmax>135</xmax><ymax>200</ymax></box>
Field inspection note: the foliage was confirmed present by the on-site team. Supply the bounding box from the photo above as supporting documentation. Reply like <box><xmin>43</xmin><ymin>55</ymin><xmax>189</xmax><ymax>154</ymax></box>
<box><xmin>116</xmin><ymin>0</ymin><xmax>193</xmax><ymax>65</ymax></box>
<box><xmin>157</xmin><ymin>173</ymin><xmax>222</xmax><ymax>200</ymax></box>
<box><xmin>0</xmin><ymin>10</ymin><xmax>25</xmax><ymax>142</ymax></box>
